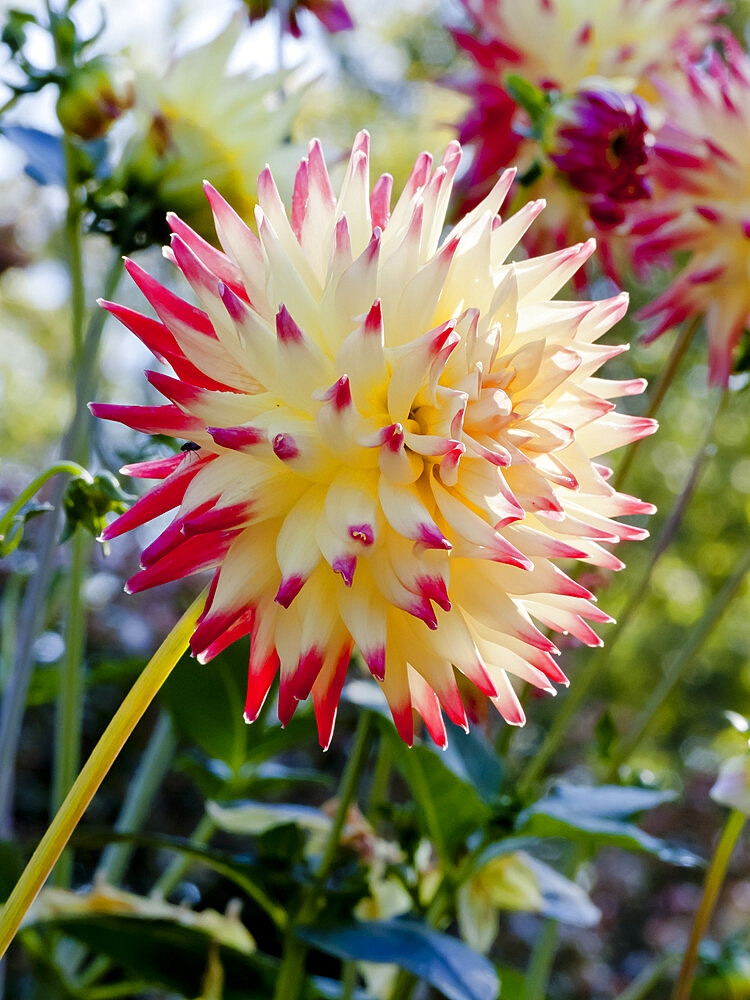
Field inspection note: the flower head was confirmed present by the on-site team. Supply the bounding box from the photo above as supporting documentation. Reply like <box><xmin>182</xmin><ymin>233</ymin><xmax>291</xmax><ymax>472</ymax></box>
<box><xmin>630</xmin><ymin>40</ymin><xmax>750</xmax><ymax>385</ymax></box>
<box><xmin>549</xmin><ymin>89</ymin><xmax>650</xmax><ymax>228</ymax></box>
<box><xmin>106</xmin><ymin>25</ymin><xmax>299</xmax><ymax>246</ymax></box>
<box><xmin>452</xmin><ymin>0</ymin><xmax>724</xmax><ymax>260</ymax></box>
<box><xmin>93</xmin><ymin>133</ymin><xmax>655</xmax><ymax>749</ymax></box>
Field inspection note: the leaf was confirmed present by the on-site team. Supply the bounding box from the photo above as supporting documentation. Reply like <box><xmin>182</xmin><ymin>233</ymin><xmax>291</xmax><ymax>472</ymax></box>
<box><xmin>27</xmin><ymin>914</ymin><xmax>277</xmax><ymax>1000</ymax></box>
<box><xmin>0</xmin><ymin>500</ymin><xmax>53</xmax><ymax>557</ymax></box>
<box><xmin>516</xmin><ymin>783</ymin><xmax>701</xmax><ymax>867</ymax></box>
<box><xmin>393</xmin><ymin>740</ymin><xmax>490</xmax><ymax>852</ymax></box>
<box><xmin>2</xmin><ymin>126</ymin><xmax>66</xmax><ymax>186</ymax></box>
<box><xmin>521</xmin><ymin>783</ymin><xmax>677</xmax><ymax>821</ymax></box>
<box><xmin>296</xmin><ymin>919</ymin><xmax>500</xmax><ymax>1000</ymax></box>
<box><xmin>440</xmin><ymin>727</ymin><xmax>503</xmax><ymax>802</ymax></box>
<box><xmin>71</xmin><ymin>829</ymin><xmax>285</xmax><ymax>926</ymax></box>
<box><xmin>523</xmin><ymin>855</ymin><xmax>600</xmax><ymax>927</ymax></box>
<box><xmin>28</xmin><ymin>883</ymin><xmax>256</xmax><ymax>952</ymax></box>
<box><xmin>207</xmin><ymin>800</ymin><xmax>332</xmax><ymax>838</ymax></box>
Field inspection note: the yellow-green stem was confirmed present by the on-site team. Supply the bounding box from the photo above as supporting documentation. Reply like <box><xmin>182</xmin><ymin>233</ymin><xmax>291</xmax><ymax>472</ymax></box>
<box><xmin>0</xmin><ymin>589</ymin><xmax>207</xmax><ymax>958</ymax></box>
<box><xmin>673</xmin><ymin>810</ymin><xmax>745</xmax><ymax>1000</ymax></box>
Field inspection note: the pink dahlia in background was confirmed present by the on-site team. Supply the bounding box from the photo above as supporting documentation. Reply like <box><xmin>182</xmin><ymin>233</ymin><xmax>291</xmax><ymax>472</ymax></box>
<box><xmin>453</xmin><ymin>0</ymin><xmax>725</xmax><ymax>263</ymax></box>
<box><xmin>630</xmin><ymin>39</ymin><xmax>750</xmax><ymax>385</ymax></box>
<box><xmin>243</xmin><ymin>0</ymin><xmax>353</xmax><ymax>36</ymax></box>
<box><xmin>92</xmin><ymin>133</ymin><xmax>655</xmax><ymax>750</ymax></box>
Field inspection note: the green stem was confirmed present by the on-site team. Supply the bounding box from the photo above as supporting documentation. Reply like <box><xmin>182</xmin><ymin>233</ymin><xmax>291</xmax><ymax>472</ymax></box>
<box><xmin>368</xmin><ymin>732</ymin><xmax>393</xmax><ymax>816</ymax></box>
<box><xmin>607</xmin><ymin>547</ymin><xmax>750</xmax><ymax>778</ymax></box>
<box><xmin>0</xmin><ymin>590</ymin><xmax>207</xmax><ymax>958</ymax></box>
<box><xmin>518</xmin><ymin>393</ymin><xmax>725</xmax><ymax>794</ymax></box>
<box><xmin>617</xmin><ymin>954</ymin><xmax>677</xmax><ymax>1000</ymax></box>
<box><xmin>673</xmin><ymin>810</ymin><xmax>746</xmax><ymax>1000</ymax></box>
<box><xmin>524</xmin><ymin>918</ymin><xmax>559</xmax><ymax>1000</ymax></box>
<box><xmin>0</xmin><ymin>253</ymin><xmax>122</xmax><ymax>841</ymax></box>
<box><xmin>0</xmin><ymin>462</ymin><xmax>90</xmax><ymax>540</ymax></box>
<box><xmin>615</xmin><ymin>315</ymin><xmax>700</xmax><ymax>491</ymax></box>
<box><xmin>340</xmin><ymin>961</ymin><xmax>358</xmax><ymax>1000</ymax></box>
<box><xmin>272</xmin><ymin>712</ymin><xmax>373</xmax><ymax>1000</ymax></box>
<box><xmin>97</xmin><ymin>713</ymin><xmax>178</xmax><ymax>885</ymax></box>
<box><xmin>524</xmin><ymin>845</ymin><xmax>581</xmax><ymax>1000</ymax></box>
<box><xmin>151</xmin><ymin>813</ymin><xmax>217</xmax><ymax>899</ymax></box>
<box><xmin>51</xmin><ymin>528</ymin><xmax>89</xmax><ymax>886</ymax></box>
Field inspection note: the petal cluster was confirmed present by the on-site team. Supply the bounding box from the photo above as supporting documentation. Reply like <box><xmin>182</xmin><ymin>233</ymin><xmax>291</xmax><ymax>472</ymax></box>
<box><xmin>452</xmin><ymin>0</ymin><xmax>724</xmax><ymax>256</ymax></box>
<box><xmin>118</xmin><ymin>24</ymin><xmax>300</xmax><ymax>241</ymax></box>
<box><xmin>630</xmin><ymin>40</ymin><xmax>750</xmax><ymax>385</ymax></box>
<box><xmin>549</xmin><ymin>90</ymin><xmax>651</xmax><ymax>228</ymax></box>
<box><xmin>93</xmin><ymin>133</ymin><xmax>655</xmax><ymax>749</ymax></box>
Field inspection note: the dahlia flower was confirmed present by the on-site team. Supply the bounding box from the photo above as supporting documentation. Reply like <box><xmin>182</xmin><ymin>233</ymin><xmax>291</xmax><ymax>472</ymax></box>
<box><xmin>453</xmin><ymin>0</ymin><xmax>724</xmax><ymax>258</ymax></box>
<box><xmin>92</xmin><ymin>133</ymin><xmax>655</xmax><ymax>749</ymax></box>
<box><xmin>630</xmin><ymin>40</ymin><xmax>750</xmax><ymax>385</ymax></box>
<box><xmin>113</xmin><ymin>24</ymin><xmax>299</xmax><ymax>242</ymax></box>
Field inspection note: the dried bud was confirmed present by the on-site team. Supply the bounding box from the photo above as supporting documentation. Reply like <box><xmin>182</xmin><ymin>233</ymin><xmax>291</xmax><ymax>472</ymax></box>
<box><xmin>56</xmin><ymin>58</ymin><xmax>135</xmax><ymax>141</ymax></box>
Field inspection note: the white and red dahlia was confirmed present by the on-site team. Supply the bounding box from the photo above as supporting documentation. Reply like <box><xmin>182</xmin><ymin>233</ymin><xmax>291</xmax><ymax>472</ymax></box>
<box><xmin>453</xmin><ymin>0</ymin><xmax>724</xmax><ymax>261</ymax></box>
<box><xmin>631</xmin><ymin>39</ymin><xmax>750</xmax><ymax>385</ymax></box>
<box><xmin>92</xmin><ymin>133</ymin><xmax>655</xmax><ymax>749</ymax></box>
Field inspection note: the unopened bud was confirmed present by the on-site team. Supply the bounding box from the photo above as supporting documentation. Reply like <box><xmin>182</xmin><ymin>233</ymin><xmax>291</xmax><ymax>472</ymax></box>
<box><xmin>57</xmin><ymin>58</ymin><xmax>135</xmax><ymax>141</ymax></box>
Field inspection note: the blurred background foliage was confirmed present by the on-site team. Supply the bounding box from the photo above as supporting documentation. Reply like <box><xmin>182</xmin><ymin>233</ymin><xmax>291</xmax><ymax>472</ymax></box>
<box><xmin>1</xmin><ymin>1</ymin><xmax>749</xmax><ymax>999</ymax></box>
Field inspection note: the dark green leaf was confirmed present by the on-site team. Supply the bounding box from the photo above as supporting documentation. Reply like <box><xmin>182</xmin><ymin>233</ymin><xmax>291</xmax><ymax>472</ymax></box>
<box><xmin>441</xmin><ymin>727</ymin><xmax>503</xmax><ymax>802</ymax></box>
<box><xmin>28</xmin><ymin>915</ymin><xmax>277</xmax><ymax>1000</ymax></box>
<box><xmin>160</xmin><ymin>653</ymin><xmax>247</xmax><ymax>768</ymax></box>
<box><xmin>0</xmin><ymin>500</ymin><xmax>53</xmax><ymax>557</ymax></box>
<box><xmin>296</xmin><ymin>919</ymin><xmax>500</xmax><ymax>1000</ymax></box>
<box><xmin>394</xmin><ymin>740</ymin><xmax>491</xmax><ymax>852</ymax></box>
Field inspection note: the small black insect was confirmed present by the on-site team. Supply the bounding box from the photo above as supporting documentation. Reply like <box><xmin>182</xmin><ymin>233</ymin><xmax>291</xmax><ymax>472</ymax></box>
<box><xmin>180</xmin><ymin>441</ymin><xmax>201</xmax><ymax>452</ymax></box>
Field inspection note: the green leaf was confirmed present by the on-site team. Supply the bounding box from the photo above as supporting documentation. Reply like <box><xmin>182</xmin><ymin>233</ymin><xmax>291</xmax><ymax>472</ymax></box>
<box><xmin>393</xmin><ymin>740</ymin><xmax>491</xmax><ymax>853</ymax></box>
<box><xmin>160</xmin><ymin>654</ymin><xmax>247</xmax><ymax>769</ymax></box>
<box><xmin>441</xmin><ymin>727</ymin><xmax>503</xmax><ymax>802</ymax></box>
<box><xmin>516</xmin><ymin>783</ymin><xmax>701</xmax><ymax>866</ymax></box>
<box><xmin>0</xmin><ymin>500</ymin><xmax>53</xmax><ymax>557</ymax></box>
<box><xmin>207</xmin><ymin>800</ymin><xmax>332</xmax><ymax>838</ymax></box>
<box><xmin>27</xmin><ymin>914</ymin><xmax>277</xmax><ymax>1000</ymax></box>
<box><xmin>71</xmin><ymin>829</ymin><xmax>286</xmax><ymax>926</ymax></box>
<box><xmin>296</xmin><ymin>919</ymin><xmax>500</xmax><ymax>1000</ymax></box>
<box><xmin>504</xmin><ymin>73</ymin><xmax>555</xmax><ymax>135</ymax></box>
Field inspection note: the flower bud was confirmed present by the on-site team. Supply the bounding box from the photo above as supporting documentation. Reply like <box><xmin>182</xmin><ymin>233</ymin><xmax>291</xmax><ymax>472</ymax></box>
<box><xmin>710</xmin><ymin>755</ymin><xmax>750</xmax><ymax>816</ymax></box>
<box><xmin>56</xmin><ymin>58</ymin><xmax>135</xmax><ymax>141</ymax></box>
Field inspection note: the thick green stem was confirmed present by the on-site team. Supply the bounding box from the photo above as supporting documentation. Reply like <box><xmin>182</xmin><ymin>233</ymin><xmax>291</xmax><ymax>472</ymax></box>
<box><xmin>607</xmin><ymin>548</ymin><xmax>750</xmax><ymax>778</ymax></box>
<box><xmin>97</xmin><ymin>713</ymin><xmax>178</xmax><ymax>885</ymax></box>
<box><xmin>615</xmin><ymin>316</ymin><xmax>700</xmax><ymax>491</ymax></box>
<box><xmin>0</xmin><ymin>590</ymin><xmax>207</xmax><ymax>958</ymax></box>
<box><xmin>518</xmin><ymin>394</ymin><xmax>725</xmax><ymax>794</ymax></box>
<box><xmin>673</xmin><ymin>810</ymin><xmax>745</xmax><ymax>1000</ymax></box>
<box><xmin>272</xmin><ymin>712</ymin><xmax>373</xmax><ymax>1000</ymax></box>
